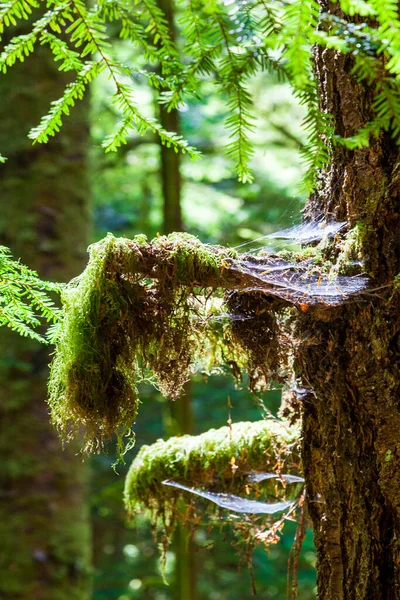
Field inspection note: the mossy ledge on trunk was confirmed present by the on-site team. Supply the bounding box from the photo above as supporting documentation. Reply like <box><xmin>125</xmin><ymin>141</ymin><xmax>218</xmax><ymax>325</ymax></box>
<box><xmin>48</xmin><ymin>229</ymin><xmax>371</xmax><ymax>456</ymax></box>
<box><xmin>124</xmin><ymin>419</ymin><xmax>302</xmax><ymax>570</ymax></box>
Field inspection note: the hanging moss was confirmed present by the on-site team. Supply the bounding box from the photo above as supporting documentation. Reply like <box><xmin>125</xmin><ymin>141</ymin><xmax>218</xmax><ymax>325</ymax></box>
<box><xmin>47</xmin><ymin>234</ymin><xmax>277</xmax><ymax>452</ymax></box>
<box><xmin>47</xmin><ymin>231</ymin><xmax>368</xmax><ymax>454</ymax></box>
<box><xmin>124</xmin><ymin>420</ymin><xmax>302</xmax><ymax>566</ymax></box>
<box><xmin>226</xmin><ymin>290</ymin><xmax>288</xmax><ymax>389</ymax></box>
<box><xmin>48</xmin><ymin>234</ymin><xmax>143</xmax><ymax>453</ymax></box>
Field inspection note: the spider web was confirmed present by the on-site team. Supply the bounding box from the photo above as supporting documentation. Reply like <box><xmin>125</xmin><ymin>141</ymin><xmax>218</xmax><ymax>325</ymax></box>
<box><xmin>162</xmin><ymin>480</ymin><xmax>296</xmax><ymax>514</ymax></box>
<box><xmin>228</xmin><ymin>220</ymin><xmax>368</xmax><ymax>306</ymax></box>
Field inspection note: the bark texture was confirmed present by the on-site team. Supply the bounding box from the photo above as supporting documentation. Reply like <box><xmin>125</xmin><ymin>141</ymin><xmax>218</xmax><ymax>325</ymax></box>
<box><xmin>297</xmin><ymin>3</ymin><xmax>400</xmax><ymax>598</ymax></box>
<box><xmin>0</xmin><ymin>33</ymin><xmax>92</xmax><ymax>600</ymax></box>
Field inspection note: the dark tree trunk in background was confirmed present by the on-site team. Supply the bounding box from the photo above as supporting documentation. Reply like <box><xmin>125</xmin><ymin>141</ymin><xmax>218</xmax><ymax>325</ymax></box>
<box><xmin>157</xmin><ymin>2</ymin><xmax>196</xmax><ymax>598</ymax></box>
<box><xmin>0</xmin><ymin>32</ymin><xmax>92</xmax><ymax>600</ymax></box>
<box><xmin>297</xmin><ymin>2</ymin><xmax>400</xmax><ymax>598</ymax></box>
<box><xmin>160</xmin><ymin>97</ymin><xmax>183</xmax><ymax>233</ymax></box>
<box><xmin>158</xmin><ymin>0</ymin><xmax>183</xmax><ymax>234</ymax></box>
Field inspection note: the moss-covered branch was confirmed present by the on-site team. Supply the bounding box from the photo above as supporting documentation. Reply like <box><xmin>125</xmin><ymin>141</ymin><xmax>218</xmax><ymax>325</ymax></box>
<box><xmin>125</xmin><ymin>419</ymin><xmax>301</xmax><ymax>510</ymax></box>
<box><xmin>124</xmin><ymin>420</ymin><xmax>302</xmax><ymax>562</ymax></box>
<box><xmin>47</xmin><ymin>232</ymin><xmax>366</xmax><ymax>455</ymax></box>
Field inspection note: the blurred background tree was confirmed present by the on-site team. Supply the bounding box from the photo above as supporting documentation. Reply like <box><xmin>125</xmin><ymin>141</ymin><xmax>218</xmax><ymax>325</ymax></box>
<box><xmin>0</xmin><ymin>19</ymin><xmax>92</xmax><ymax>600</ymax></box>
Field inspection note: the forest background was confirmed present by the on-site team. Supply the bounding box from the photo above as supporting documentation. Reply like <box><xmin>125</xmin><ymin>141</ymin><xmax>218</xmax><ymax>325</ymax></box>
<box><xmin>89</xmin><ymin>55</ymin><xmax>317</xmax><ymax>600</ymax></box>
<box><xmin>0</xmin><ymin>3</ymin><xmax>318</xmax><ymax>598</ymax></box>
<box><xmin>3</xmin><ymin>0</ymin><xmax>400</xmax><ymax>597</ymax></box>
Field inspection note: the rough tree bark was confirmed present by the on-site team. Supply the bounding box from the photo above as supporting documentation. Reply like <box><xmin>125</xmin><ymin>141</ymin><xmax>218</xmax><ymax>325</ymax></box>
<box><xmin>297</xmin><ymin>2</ymin><xmax>400</xmax><ymax>598</ymax></box>
<box><xmin>0</xmin><ymin>30</ymin><xmax>92</xmax><ymax>600</ymax></box>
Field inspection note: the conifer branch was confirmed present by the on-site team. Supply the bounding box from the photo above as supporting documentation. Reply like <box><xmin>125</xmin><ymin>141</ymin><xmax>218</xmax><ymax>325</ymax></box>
<box><xmin>0</xmin><ymin>2</ymin><xmax>71</xmax><ymax>72</ymax></box>
<box><xmin>216</xmin><ymin>13</ymin><xmax>256</xmax><ymax>183</ymax></box>
<box><xmin>0</xmin><ymin>246</ymin><xmax>62</xmax><ymax>343</ymax></box>
<box><xmin>1</xmin><ymin>0</ymin><xmax>400</xmax><ymax>189</ymax></box>
<box><xmin>0</xmin><ymin>0</ymin><xmax>39</xmax><ymax>38</ymax></box>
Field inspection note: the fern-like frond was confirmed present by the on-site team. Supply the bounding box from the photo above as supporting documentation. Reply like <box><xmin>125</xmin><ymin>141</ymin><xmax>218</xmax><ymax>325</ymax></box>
<box><xmin>0</xmin><ymin>2</ymin><xmax>71</xmax><ymax>72</ymax></box>
<box><xmin>215</xmin><ymin>13</ymin><xmax>258</xmax><ymax>182</ymax></box>
<box><xmin>0</xmin><ymin>246</ymin><xmax>62</xmax><ymax>343</ymax></box>
<box><xmin>1</xmin><ymin>0</ymin><xmax>400</xmax><ymax>192</ymax></box>
<box><xmin>339</xmin><ymin>0</ymin><xmax>376</xmax><ymax>17</ymax></box>
<box><xmin>258</xmin><ymin>0</ymin><xmax>283</xmax><ymax>36</ymax></box>
<box><xmin>224</xmin><ymin>76</ymin><xmax>256</xmax><ymax>183</ymax></box>
<box><xmin>40</xmin><ymin>31</ymin><xmax>83</xmax><ymax>72</ymax></box>
<box><xmin>369</xmin><ymin>0</ymin><xmax>400</xmax><ymax>35</ymax></box>
<box><xmin>334</xmin><ymin>118</ymin><xmax>382</xmax><ymax>149</ymax></box>
<box><xmin>97</xmin><ymin>0</ymin><xmax>160</xmax><ymax>63</ymax></box>
<box><xmin>28</xmin><ymin>60</ymin><xmax>103</xmax><ymax>144</ymax></box>
<box><xmin>140</xmin><ymin>0</ymin><xmax>175</xmax><ymax>55</ymax></box>
<box><xmin>280</xmin><ymin>0</ymin><xmax>320</xmax><ymax>90</ymax></box>
<box><xmin>297</xmin><ymin>87</ymin><xmax>334</xmax><ymax>192</ymax></box>
<box><xmin>0</xmin><ymin>0</ymin><xmax>39</xmax><ymax>38</ymax></box>
<box><xmin>68</xmin><ymin>0</ymin><xmax>111</xmax><ymax>57</ymax></box>
<box><xmin>102</xmin><ymin>81</ymin><xmax>201</xmax><ymax>156</ymax></box>
<box><xmin>160</xmin><ymin>45</ymin><xmax>220</xmax><ymax>110</ymax></box>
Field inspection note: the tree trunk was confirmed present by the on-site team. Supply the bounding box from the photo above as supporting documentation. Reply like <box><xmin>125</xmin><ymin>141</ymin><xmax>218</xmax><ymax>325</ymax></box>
<box><xmin>298</xmin><ymin>3</ymin><xmax>400</xmax><ymax>598</ymax></box>
<box><xmin>156</xmin><ymin>2</ymin><xmax>196</xmax><ymax>596</ymax></box>
<box><xmin>158</xmin><ymin>0</ymin><xmax>183</xmax><ymax>234</ymax></box>
<box><xmin>0</xmin><ymin>31</ymin><xmax>92</xmax><ymax>600</ymax></box>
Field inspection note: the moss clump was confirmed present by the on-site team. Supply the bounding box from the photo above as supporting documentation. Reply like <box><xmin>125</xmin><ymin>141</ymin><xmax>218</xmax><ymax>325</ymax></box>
<box><xmin>48</xmin><ymin>231</ymin><xmax>366</xmax><ymax>455</ymax></box>
<box><xmin>226</xmin><ymin>290</ymin><xmax>287</xmax><ymax>389</ymax></box>
<box><xmin>125</xmin><ymin>419</ymin><xmax>301</xmax><ymax>510</ymax></box>
<box><xmin>165</xmin><ymin>232</ymin><xmax>221</xmax><ymax>283</ymax></box>
<box><xmin>124</xmin><ymin>420</ymin><xmax>302</xmax><ymax>564</ymax></box>
<box><xmin>48</xmin><ymin>233</ymin><xmax>240</xmax><ymax>453</ymax></box>
<box><xmin>48</xmin><ymin>234</ymin><xmax>142</xmax><ymax>454</ymax></box>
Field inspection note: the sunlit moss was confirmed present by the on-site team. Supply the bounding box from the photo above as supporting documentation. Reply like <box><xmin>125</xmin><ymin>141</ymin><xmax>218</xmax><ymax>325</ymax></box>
<box><xmin>125</xmin><ymin>419</ymin><xmax>301</xmax><ymax>512</ymax></box>
<box><xmin>124</xmin><ymin>420</ymin><xmax>302</xmax><ymax>569</ymax></box>
<box><xmin>48</xmin><ymin>231</ymin><xmax>362</xmax><ymax>456</ymax></box>
<box><xmin>48</xmin><ymin>233</ymin><xmax>292</xmax><ymax>454</ymax></box>
<box><xmin>48</xmin><ymin>234</ymin><xmax>141</xmax><ymax>454</ymax></box>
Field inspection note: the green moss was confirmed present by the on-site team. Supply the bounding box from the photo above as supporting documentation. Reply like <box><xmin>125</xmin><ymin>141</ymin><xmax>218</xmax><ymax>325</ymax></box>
<box><xmin>385</xmin><ymin>449</ymin><xmax>393</xmax><ymax>463</ymax></box>
<box><xmin>333</xmin><ymin>221</ymin><xmax>376</xmax><ymax>276</ymax></box>
<box><xmin>48</xmin><ymin>231</ymin><xmax>356</xmax><ymax>456</ymax></box>
<box><xmin>132</xmin><ymin>233</ymin><xmax>148</xmax><ymax>245</ymax></box>
<box><xmin>157</xmin><ymin>232</ymin><xmax>221</xmax><ymax>284</ymax></box>
<box><xmin>125</xmin><ymin>419</ymin><xmax>300</xmax><ymax>510</ymax></box>
<box><xmin>124</xmin><ymin>419</ymin><xmax>301</xmax><ymax>567</ymax></box>
<box><xmin>48</xmin><ymin>234</ymin><xmax>140</xmax><ymax>455</ymax></box>
<box><xmin>47</xmin><ymin>233</ymin><xmax>241</xmax><ymax>454</ymax></box>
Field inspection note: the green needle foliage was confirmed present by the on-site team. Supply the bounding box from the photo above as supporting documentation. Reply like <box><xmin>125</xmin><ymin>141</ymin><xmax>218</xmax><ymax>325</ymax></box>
<box><xmin>0</xmin><ymin>245</ymin><xmax>62</xmax><ymax>343</ymax></box>
<box><xmin>1</xmin><ymin>0</ymin><xmax>400</xmax><ymax>189</ymax></box>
